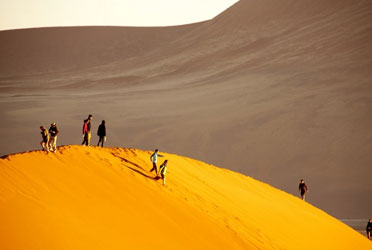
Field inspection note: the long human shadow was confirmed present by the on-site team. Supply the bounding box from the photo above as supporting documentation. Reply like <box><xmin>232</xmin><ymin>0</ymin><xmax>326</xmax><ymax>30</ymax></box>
<box><xmin>111</xmin><ymin>153</ymin><xmax>153</xmax><ymax>179</ymax></box>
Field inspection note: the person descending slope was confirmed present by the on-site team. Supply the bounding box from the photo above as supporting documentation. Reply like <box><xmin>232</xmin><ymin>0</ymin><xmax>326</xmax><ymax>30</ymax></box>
<box><xmin>97</xmin><ymin>120</ymin><xmax>106</xmax><ymax>147</ymax></box>
<box><xmin>298</xmin><ymin>179</ymin><xmax>308</xmax><ymax>201</ymax></box>
<box><xmin>82</xmin><ymin>114</ymin><xmax>93</xmax><ymax>146</ymax></box>
<box><xmin>150</xmin><ymin>149</ymin><xmax>163</xmax><ymax>175</ymax></box>
<box><xmin>159</xmin><ymin>160</ymin><xmax>168</xmax><ymax>185</ymax></box>
<box><xmin>40</xmin><ymin>126</ymin><xmax>49</xmax><ymax>152</ymax></box>
<box><xmin>48</xmin><ymin>122</ymin><xmax>59</xmax><ymax>153</ymax></box>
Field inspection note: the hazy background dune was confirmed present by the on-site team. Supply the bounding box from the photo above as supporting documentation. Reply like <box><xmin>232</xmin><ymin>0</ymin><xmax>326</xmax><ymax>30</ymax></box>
<box><xmin>1</xmin><ymin>0</ymin><xmax>372</xmax><ymax>218</ymax></box>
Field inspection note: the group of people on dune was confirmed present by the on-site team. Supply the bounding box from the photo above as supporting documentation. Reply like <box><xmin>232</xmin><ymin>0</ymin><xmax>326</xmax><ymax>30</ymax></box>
<box><xmin>39</xmin><ymin>116</ymin><xmax>372</xmax><ymax>228</ymax></box>
<box><xmin>81</xmin><ymin>114</ymin><xmax>106</xmax><ymax>147</ymax></box>
<box><xmin>40</xmin><ymin>114</ymin><xmax>168</xmax><ymax>185</ymax></box>
<box><xmin>39</xmin><ymin>122</ymin><xmax>59</xmax><ymax>153</ymax></box>
<box><xmin>150</xmin><ymin>149</ymin><xmax>168</xmax><ymax>185</ymax></box>
<box><xmin>40</xmin><ymin>114</ymin><xmax>106</xmax><ymax>154</ymax></box>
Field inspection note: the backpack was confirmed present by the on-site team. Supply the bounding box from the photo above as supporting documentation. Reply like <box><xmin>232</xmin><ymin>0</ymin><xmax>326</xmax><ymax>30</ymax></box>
<box><xmin>42</xmin><ymin>129</ymin><xmax>49</xmax><ymax>140</ymax></box>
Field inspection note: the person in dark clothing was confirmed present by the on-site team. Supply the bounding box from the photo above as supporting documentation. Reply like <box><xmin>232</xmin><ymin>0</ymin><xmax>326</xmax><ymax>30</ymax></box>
<box><xmin>298</xmin><ymin>179</ymin><xmax>308</xmax><ymax>201</ymax></box>
<box><xmin>48</xmin><ymin>122</ymin><xmax>59</xmax><ymax>153</ymax></box>
<box><xmin>82</xmin><ymin>114</ymin><xmax>93</xmax><ymax>146</ymax></box>
<box><xmin>367</xmin><ymin>219</ymin><xmax>372</xmax><ymax>240</ymax></box>
<box><xmin>40</xmin><ymin>126</ymin><xmax>49</xmax><ymax>152</ymax></box>
<box><xmin>97</xmin><ymin>120</ymin><xmax>106</xmax><ymax>147</ymax></box>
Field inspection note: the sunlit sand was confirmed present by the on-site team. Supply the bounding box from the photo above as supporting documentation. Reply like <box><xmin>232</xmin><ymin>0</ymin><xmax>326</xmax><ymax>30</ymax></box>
<box><xmin>0</xmin><ymin>146</ymin><xmax>370</xmax><ymax>249</ymax></box>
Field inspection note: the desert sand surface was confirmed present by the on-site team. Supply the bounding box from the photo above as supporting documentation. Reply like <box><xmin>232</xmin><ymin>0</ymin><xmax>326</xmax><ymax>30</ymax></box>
<box><xmin>1</xmin><ymin>0</ymin><xmax>372</xmax><ymax>219</ymax></box>
<box><xmin>0</xmin><ymin>146</ymin><xmax>371</xmax><ymax>250</ymax></box>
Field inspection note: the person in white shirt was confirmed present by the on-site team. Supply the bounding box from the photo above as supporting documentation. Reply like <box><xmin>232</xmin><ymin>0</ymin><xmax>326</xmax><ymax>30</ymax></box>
<box><xmin>149</xmin><ymin>149</ymin><xmax>163</xmax><ymax>175</ymax></box>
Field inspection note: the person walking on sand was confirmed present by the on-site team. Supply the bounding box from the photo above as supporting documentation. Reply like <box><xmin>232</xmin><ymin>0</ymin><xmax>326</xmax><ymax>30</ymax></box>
<box><xmin>367</xmin><ymin>218</ymin><xmax>372</xmax><ymax>240</ymax></box>
<box><xmin>40</xmin><ymin>126</ymin><xmax>49</xmax><ymax>152</ymax></box>
<box><xmin>82</xmin><ymin>114</ymin><xmax>93</xmax><ymax>146</ymax></box>
<box><xmin>299</xmin><ymin>179</ymin><xmax>308</xmax><ymax>201</ymax></box>
<box><xmin>97</xmin><ymin>120</ymin><xmax>106</xmax><ymax>147</ymax></box>
<box><xmin>48</xmin><ymin>122</ymin><xmax>59</xmax><ymax>153</ymax></box>
<box><xmin>159</xmin><ymin>160</ymin><xmax>168</xmax><ymax>185</ymax></box>
<box><xmin>150</xmin><ymin>149</ymin><xmax>163</xmax><ymax>175</ymax></box>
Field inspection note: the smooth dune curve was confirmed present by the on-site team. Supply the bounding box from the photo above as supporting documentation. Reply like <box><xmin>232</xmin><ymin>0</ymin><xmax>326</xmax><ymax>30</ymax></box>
<box><xmin>0</xmin><ymin>146</ymin><xmax>370</xmax><ymax>250</ymax></box>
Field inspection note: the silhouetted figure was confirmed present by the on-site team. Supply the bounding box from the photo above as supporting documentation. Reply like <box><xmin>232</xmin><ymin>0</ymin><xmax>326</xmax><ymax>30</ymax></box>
<box><xmin>159</xmin><ymin>160</ymin><xmax>168</xmax><ymax>185</ymax></box>
<box><xmin>367</xmin><ymin>219</ymin><xmax>372</xmax><ymax>240</ymax></box>
<box><xmin>150</xmin><ymin>149</ymin><xmax>163</xmax><ymax>175</ymax></box>
<box><xmin>82</xmin><ymin>114</ymin><xmax>93</xmax><ymax>146</ymax></box>
<box><xmin>299</xmin><ymin>179</ymin><xmax>308</xmax><ymax>201</ymax></box>
<box><xmin>97</xmin><ymin>120</ymin><xmax>106</xmax><ymax>147</ymax></box>
<box><xmin>48</xmin><ymin>122</ymin><xmax>59</xmax><ymax>153</ymax></box>
<box><xmin>40</xmin><ymin>126</ymin><xmax>49</xmax><ymax>152</ymax></box>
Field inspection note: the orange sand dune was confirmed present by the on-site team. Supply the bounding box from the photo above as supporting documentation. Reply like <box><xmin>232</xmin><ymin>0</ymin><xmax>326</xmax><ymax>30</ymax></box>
<box><xmin>0</xmin><ymin>146</ymin><xmax>370</xmax><ymax>250</ymax></box>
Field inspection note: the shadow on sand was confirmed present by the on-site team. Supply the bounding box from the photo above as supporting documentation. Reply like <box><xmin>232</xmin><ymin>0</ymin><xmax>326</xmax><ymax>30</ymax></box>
<box><xmin>111</xmin><ymin>153</ymin><xmax>154</xmax><ymax>179</ymax></box>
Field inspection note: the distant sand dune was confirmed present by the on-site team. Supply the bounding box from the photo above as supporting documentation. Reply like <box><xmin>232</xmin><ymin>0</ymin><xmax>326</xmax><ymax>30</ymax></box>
<box><xmin>0</xmin><ymin>0</ymin><xmax>371</xmax><ymax>218</ymax></box>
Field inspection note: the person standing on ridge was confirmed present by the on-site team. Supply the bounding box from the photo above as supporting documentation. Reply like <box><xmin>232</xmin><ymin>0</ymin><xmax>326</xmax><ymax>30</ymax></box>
<box><xmin>298</xmin><ymin>179</ymin><xmax>308</xmax><ymax>201</ymax></box>
<box><xmin>366</xmin><ymin>218</ymin><xmax>372</xmax><ymax>240</ymax></box>
<box><xmin>150</xmin><ymin>149</ymin><xmax>163</xmax><ymax>175</ymax></box>
<box><xmin>48</xmin><ymin>122</ymin><xmax>59</xmax><ymax>153</ymax></box>
<box><xmin>159</xmin><ymin>159</ymin><xmax>168</xmax><ymax>185</ymax></box>
<box><xmin>97</xmin><ymin>120</ymin><xmax>106</xmax><ymax>147</ymax></box>
<box><xmin>82</xmin><ymin>114</ymin><xmax>93</xmax><ymax>146</ymax></box>
<box><xmin>40</xmin><ymin>126</ymin><xmax>49</xmax><ymax>152</ymax></box>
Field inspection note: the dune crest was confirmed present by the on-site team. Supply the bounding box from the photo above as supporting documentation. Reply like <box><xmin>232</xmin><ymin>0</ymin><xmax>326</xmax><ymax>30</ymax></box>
<box><xmin>0</xmin><ymin>146</ymin><xmax>370</xmax><ymax>250</ymax></box>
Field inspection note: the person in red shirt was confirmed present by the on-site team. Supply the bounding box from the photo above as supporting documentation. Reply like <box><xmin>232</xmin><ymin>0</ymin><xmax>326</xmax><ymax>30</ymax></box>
<box><xmin>82</xmin><ymin>114</ymin><xmax>93</xmax><ymax>146</ymax></box>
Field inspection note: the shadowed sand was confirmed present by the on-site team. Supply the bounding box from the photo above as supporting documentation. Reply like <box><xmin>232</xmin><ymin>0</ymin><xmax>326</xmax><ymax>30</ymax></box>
<box><xmin>0</xmin><ymin>146</ymin><xmax>371</xmax><ymax>250</ymax></box>
<box><xmin>0</xmin><ymin>0</ymin><xmax>372</xmax><ymax>219</ymax></box>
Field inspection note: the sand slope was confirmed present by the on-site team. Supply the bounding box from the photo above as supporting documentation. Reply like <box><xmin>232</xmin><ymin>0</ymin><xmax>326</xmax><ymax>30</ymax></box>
<box><xmin>0</xmin><ymin>146</ymin><xmax>370</xmax><ymax>250</ymax></box>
